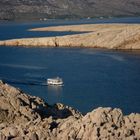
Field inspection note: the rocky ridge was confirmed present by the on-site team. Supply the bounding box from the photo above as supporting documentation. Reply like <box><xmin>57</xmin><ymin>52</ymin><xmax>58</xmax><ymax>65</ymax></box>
<box><xmin>0</xmin><ymin>24</ymin><xmax>140</xmax><ymax>49</ymax></box>
<box><xmin>0</xmin><ymin>80</ymin><xmax>140</xmax><ymax>139</ymax></box>
<box><xmin>0</xmin><ymin>0</ymin><xmax>140</xmax><ymax>21</ymax></box>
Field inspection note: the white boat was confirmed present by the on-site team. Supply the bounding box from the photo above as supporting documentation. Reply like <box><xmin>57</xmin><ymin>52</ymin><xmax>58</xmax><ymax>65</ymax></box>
<box><xmin>47</xmin><ymin>77</ymin><xmax>63</xmax><ymax>86</ymax></box>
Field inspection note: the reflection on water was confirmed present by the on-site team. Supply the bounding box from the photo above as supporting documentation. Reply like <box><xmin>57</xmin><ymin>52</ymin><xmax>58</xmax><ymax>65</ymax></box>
<box><xmin>46</xmin><ymin>85</ymin><xmax>63</xmax><ymax>104</ymax></box>
<box><xmin>47</xmin><ymin>85</ymin><xmax>63</xmax><ymax>96</ymax></box>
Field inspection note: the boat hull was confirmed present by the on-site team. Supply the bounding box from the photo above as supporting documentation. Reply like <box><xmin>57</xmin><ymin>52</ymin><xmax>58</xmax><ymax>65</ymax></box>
<box><xmin>47</xmin><ymin>77</ymin><xmax>63</xmax><ymax>86</ymax></box>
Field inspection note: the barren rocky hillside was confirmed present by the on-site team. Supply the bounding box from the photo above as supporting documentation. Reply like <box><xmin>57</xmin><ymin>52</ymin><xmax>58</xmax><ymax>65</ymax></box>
<box><xmin>0</xmin><ymin>24</ymin><xmax>140</xmax><ymax>49</ymax></box>
<box><xmin>0</xmin><ymin>80</ymin><xmax>140</xmax><ymax>139</ymax></box>
<box><xmin>0</xmin><ymin>0</ymin><xmax>140</xmax><ymax>20</ymax></box>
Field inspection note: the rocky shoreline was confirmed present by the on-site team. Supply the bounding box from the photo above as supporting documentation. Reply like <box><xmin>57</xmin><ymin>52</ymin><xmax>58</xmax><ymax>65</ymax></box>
<box><xmin>0</xmin><ymin>80</ymin><xmax>140</xmax><ymax>139</ymax></box>
<box><xmin>0</xmin><ymin>24</ymin><xmax>140</xmax><ymax>50</ymax></box>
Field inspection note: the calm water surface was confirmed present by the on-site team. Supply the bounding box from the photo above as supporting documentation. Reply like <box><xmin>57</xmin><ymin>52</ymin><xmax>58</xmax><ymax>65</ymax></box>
<box><xmin>0</xmin><ymin>17</ymin><xmax>140</xmax><ymax>114</ymax></box>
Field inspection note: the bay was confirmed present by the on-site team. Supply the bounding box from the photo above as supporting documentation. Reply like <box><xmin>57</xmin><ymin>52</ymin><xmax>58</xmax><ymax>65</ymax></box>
<box><xmin>0</xmin><ymin>17</ymin><xmax>140</xmax><ymax>114</ymax></box>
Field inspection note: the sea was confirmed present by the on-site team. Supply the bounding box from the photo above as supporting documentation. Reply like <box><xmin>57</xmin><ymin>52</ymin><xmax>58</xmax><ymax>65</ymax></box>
<box><xmin>0</xmin><ymin>17</ymin><xmax>140</xmax><ymax>114</ymax></box>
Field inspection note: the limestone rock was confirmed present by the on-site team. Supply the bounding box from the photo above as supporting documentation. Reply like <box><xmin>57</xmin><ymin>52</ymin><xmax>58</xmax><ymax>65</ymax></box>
<box><xmin>0</xmin><ymin>24</ymin><xmax>140</xmax><ymax>50</ymax></box>
<box><xmin>0</xmin><ymin>80</ymin><xmax>140</xmax><ymax>139</ymax></box>
<box><xmin>0</xmin><ymin>133</ymin><xmax>7</xmax><ymax>140</ymax></box>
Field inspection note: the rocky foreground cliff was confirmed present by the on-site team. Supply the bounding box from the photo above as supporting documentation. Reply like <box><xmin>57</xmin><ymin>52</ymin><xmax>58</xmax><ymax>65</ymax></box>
<box><xmin>0</xmin><ymin>24</ymin><xmax>140</xmax><ymax>49</ymax></box>
<box><xmin>0</xmin><ymin>80</ymin><xmax>140</xmax><ymax>140</ymax></box>
<box><xmin>0</xmin><ymin>0</ymin><xmax>140</xmax><ymax>21</ymax></box>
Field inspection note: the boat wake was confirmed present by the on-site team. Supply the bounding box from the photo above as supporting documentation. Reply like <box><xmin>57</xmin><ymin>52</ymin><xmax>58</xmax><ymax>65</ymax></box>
<box><xmin>1</xmin><ymin>78</ymin><xmax>47</xmax><ymax>86</ymax></box>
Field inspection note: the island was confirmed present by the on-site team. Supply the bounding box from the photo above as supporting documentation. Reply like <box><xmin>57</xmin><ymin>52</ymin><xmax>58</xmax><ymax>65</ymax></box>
<box><xmin>0</xmin><ymin>80</ymin><xmax>140</xmax><ymax>139</ymax></box>
<box><xmin>0</xmin><ymin>24</ymin><xmax>140</xmax><ymax>49</ymax></box>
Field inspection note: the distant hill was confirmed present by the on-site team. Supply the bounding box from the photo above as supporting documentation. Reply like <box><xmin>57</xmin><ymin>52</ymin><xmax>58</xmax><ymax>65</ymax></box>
<box><xmin>0</xmin><ymin>0</ymin><xmax>140</xmax><ymax>20</ymax></box>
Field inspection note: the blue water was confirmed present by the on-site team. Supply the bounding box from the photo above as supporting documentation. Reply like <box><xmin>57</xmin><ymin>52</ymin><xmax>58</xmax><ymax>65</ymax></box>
<box><xmin>0</xmin><ymin>17</ymin><xmax>140</xmax><ymax>114</ymax></box>
<box><xmin>0</xmin><ymin>16</ymin><xmax>140</xmax><ymax>40</ymax></box>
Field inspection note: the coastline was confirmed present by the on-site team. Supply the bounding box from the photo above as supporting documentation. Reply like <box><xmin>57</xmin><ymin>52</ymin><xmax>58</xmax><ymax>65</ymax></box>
<box><xmin>0</xmin><ymin>24</ymin><xmax>140</xmax><ymax>49</ymax></box>
<box><xmin>0</xmin><ymin>80</ymin><xmax>140</xmax><ymax>139</ymax></box>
